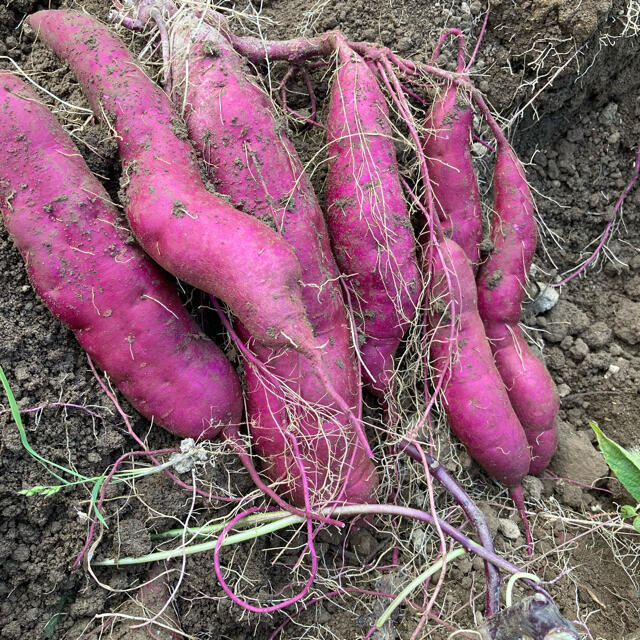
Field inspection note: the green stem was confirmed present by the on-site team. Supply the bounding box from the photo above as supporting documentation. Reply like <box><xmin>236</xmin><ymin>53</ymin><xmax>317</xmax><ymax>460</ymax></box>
<box><xmin>151</xmin><ymin>510</ymin><xmax>295</xmax><ymax>540</ymax></box>
<box><xmin>374</xmin><ymin>547</ymin><xmax>466</xmax><ymax>629</ymax></box>
<box><xmin>0</xmin><ymin>364</ymin><xmax>90</xmax><ymax>484</ymax></box>
<box><xmin>94</xmin><ymin>514</ymin><xmax>301</xmax><ymax>565</ymax></box>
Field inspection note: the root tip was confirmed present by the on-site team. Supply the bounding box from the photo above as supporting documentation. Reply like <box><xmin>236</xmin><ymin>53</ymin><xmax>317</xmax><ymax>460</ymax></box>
<box><xmin>509</xmin><ymin>486</ymin><xmax>533</xmax><ymax>554</ymax></box>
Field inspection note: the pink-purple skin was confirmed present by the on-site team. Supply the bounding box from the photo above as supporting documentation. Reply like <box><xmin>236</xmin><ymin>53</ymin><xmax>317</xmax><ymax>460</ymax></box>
<box><xmin>240</xmin><ymin>353</ymin><xmax>377</xmax><ymax>505</ymax></box>
<box><xmin>129</xmin><ymin>3</ymin><xmax>377</xmax><ymax>505</ymax></box>
<box><xmin>139</xmin><ymin>563</ymin><xmax>182</xmax><ymax>640</ymax></box>
<box><xmin>476</xmin><ymin>145</ymin><xmax>559</xmax><ymax>475</ymax></box>
<box><xmin>422</xmin><ymin>83</ymin><xmax>482</xmax><ymax>269</ymax></box>
<box><xmin>0</xmin><ymin>71</ymin><xmax>242</xmax><ymax>440</ymax></box>
<box><xmin>427</xmin><ymin>238</ymin><xmax>531</xmax><ymax>490</ymax></box>
<box><xmin>26</xmin><ymin>10</ymin><xmax>319</xmax><ymax>359</ymax></box>
<box><xmin>325</xmin><ymin>44</ymin><xmax>422</xmax><ymax>396</ymax></box>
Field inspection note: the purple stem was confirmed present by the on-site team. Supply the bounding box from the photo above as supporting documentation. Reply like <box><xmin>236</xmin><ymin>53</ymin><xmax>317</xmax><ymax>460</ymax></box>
<box><xmin>323</xmin><ymin>503</ymin><xmax>531</xmax><ymax>579</ymax></box>
<box><xmin>551</xmin><ymin>144</ymin><xmax>640</xmax><ymax>287</ymax></box>
<box><xmin>107</xmin><ymin>9</ymin><xmax>145</xmax><ymax>31</ymax></box>
<box><xmin>226</xmin><ymin>30</ymin><xmax>333</xmax><ymax>64</ymax></box>
<box><xmin>430</xmin><ymin>27</ymin><xmax>466</xmax><ymax>72</ymax></box>
<box><xmin>149</xmin><ymin>6</ymin><xmax>172</xmax><ymax>94</ymax></box>
<box><xmin>398</xmin><ymin>440</ymin><xmax>500</xmax><ymax>617</ymax></box>
<box><xmin>465</xmin><ymin>9</ymin><xmax>490</xmax><ymax>72</ymax></box>
<box><xmin>227</xmin><ymin>29</ymin><xmax>510</xmax><ymax>152</ymax></box>
<box><xmin>510</xmin><ymin>486</ymin><xmax>533</xmax><ymax>555</ymax></box>
<box><xmin>472</xmin><ymin>132</ymin><xmax>496</xmax><ymax>153</ymax></box>
<box><xmin>278</xmin><ymin>64</ymin><xmax>325</xmax><ymax>129</ymax></box>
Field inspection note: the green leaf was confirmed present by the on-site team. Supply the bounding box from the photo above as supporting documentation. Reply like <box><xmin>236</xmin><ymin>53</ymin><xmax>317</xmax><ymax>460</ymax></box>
<box><xmin>633</xmin><ymin>516</ymin><xmax>640</xmax><ymax>534</ymax></box>
<box><xmin>620</xmin><ymin>504</ymin><xmax>637</xmax><ymax>519</ymax></box>
<box><xmin>590</xmin><ymin>422</ymin><xmax>640</xmax><ymax>504</ymax></box>
<box><xmin>90</xmin><ymin>477</ymin><xmax>108</xmax><ymax>528</ymax></box>
<box><xmin>44</xmin><ymin>594</ymin><xmax>68</xmax><ymax>639</ymax></box>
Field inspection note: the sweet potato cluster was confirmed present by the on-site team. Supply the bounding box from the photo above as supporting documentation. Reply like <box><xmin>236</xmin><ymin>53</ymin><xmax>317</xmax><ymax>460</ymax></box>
<box><xmin>1</xmin><ymin>7</ymin><xmax>559</xmax><ymax>518</ymax></box>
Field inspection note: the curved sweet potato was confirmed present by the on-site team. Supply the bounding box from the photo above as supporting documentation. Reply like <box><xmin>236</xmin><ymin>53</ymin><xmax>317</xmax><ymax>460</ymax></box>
<box><xmin>0</xmin><ymin>71</ymin><xmax>242</xmax><ymax>439</ymax></box>
<box><xmin>26</xmin><ymin>9</ymin><xmax>318</xmax><ymax>360</ymax></box>
<box><xmin>476</xmin><ymin>145</ymin><xmax>558</xmax><ymax>474</ymax></box>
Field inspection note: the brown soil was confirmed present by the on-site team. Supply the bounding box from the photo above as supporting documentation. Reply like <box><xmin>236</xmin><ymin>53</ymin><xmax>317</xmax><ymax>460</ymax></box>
<box><xmin>1</xmin><ymin>1</ymin><xmax>639</xmax><ymax>639</ymax></box>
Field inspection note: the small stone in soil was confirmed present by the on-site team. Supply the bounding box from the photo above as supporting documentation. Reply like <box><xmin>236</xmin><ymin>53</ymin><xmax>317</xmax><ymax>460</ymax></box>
<box><xmin>522</xmin><ymin>475</ymin><xmax>544</xmax><ymax>501</ymax></box>
<box><xmin>549</xmin><ymin>421</ymin><xmax>609</xmax><ymax>486</ymax></box>
<box><xmin>498</xmin><ymin>518</ymin><xmax>521</xmax><ymax>540</ymax></box>
<box><xmin>529</xmin><ymin>281</ymin><xmax>560</xmax><ymax>314</ymax></box>
<box><xmin>604</xmin><ymin>363</ymin><xmax>620</xmax><ymax>378</ymax></box>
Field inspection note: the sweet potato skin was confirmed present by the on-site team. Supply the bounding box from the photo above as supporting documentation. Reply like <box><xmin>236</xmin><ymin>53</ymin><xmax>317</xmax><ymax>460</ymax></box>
<box><xmin>0</xmin><ymin>72</ymin><xmax>242</xmax><ymax>439</ymax></box>
<box><xmin>325</xmin><ymin>45</ymin><xmax>421</xmax><ymax>395</ymax></box>
<box><xmin>27</xmin><ymin>10</ymin><xmax>318</xmax><ymax>358</ymax></box>
<box><xmin>476</xmin><ymin>146</ymin><xmax>558</xmax><ymax>474</ymax></box>
<box><xmin>428</xmin><ymin>238</ymin><xmax>530</xmax><ymax>488</ymax></box>
<box><xmin>146</xmin><ymin>7</ymin><xmax>376</xmax><ymax>504</ymax></box>
<box><xmin>159</xmin><ymin>10</ymin><xmax>358</xmax><ymax>395</ymax></box>
<box><xmin>423</xmin><ymin>84</ymin><xmax>482</xmax><ymax>268</ymax></box>
<box><xmin>241</xmin><ymin>352</ymin><xmax>377</xmax><ymax>505</ymax></box>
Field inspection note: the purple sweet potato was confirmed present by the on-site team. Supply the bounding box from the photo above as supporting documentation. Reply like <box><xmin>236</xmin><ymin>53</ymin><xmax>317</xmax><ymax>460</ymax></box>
<box><xmin>85</xmin><ymin>562</ymin><xmax>183</xmax><ymax>639</ymax></box>
<box><xmin>137</xmin><ymin>563</ymin><xmax>183</xmax><ymax>640</ymax></box>
<box><xmin>422</xmin><ymin>82</ymin><xmax>482</xmax><ymax>268</ymax></box>
<box><xmin>427</xmin><ymin>238</ymin><xmax>531</xmax><ymax>495</ymax></box>
<box><xmin>325</xmin><ymin>43</ymin><xmax>422</xmax><ymax>396</ymax></box>
<box><xmin>122</xmin><ymin>2</ymin><xmax>377</xmax><ymax>505</ymax></box>
<box><xmin>26</xmin><ymin>10</ymin><xmax>320</xmax><ymax>361</ymax></box>
<box><xmin>0</xmin><ymin>71</ymin><xmax>242</xmax><ymax>439</ymax></box>
<box><xmin>240</xmin><ymin>353</ymin><xmax>377</xmax><ymax>505</ymax></box>
<box><xmin>476</xmin><ymin>145</ymin><xmax>558</xmax><ymax>474</ymax></box>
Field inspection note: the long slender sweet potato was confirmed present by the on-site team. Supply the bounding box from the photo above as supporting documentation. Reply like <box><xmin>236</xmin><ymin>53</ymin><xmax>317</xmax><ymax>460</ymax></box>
<box><xmin>427</xmin><ymin>238</ymin><xmax>531</xmax><ymax>506</ymax></box>
<box><xmin>476</xmin><ymin>145</ymin><xmax>558</xmax><ymax>475</ymax></box>
<box><xmin>325</xmin><ymin>42</ymin><xmax>421</xmax><ymax>396</ymax></box>
<box><xmin>26</xmin><ymin>10</ymin><xmax>319</xmax><ymax>361</ymax></box>
<box><xmin>0</xmin><ymin>71</ymin><xmax>242</xmax><ymax>439</ymax></box>
<box><xmin>124</xmin><ymin>2</ymin><xmax>376</xmax><ymax>505</ymax></box>
<box><xmin>422</xmin><ymin>81</ymin><xmax>482</xmax><ymax>268</ymax></box>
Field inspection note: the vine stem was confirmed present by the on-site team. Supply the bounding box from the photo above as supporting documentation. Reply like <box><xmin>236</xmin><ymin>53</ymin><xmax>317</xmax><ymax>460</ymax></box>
<box><xmin>94</xmin><ymin>503</ymin><xmax>534</xmax><ymax>581</ymax></box>
<box><xmin>374</xmin><ymin>547</ymin><xmax>467</xmax><ymax>631</ymax></box>
<box><xmin>399</xmin><ymin>441</ymin><xmax>501</xmax><ymax>617</ymax></box>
